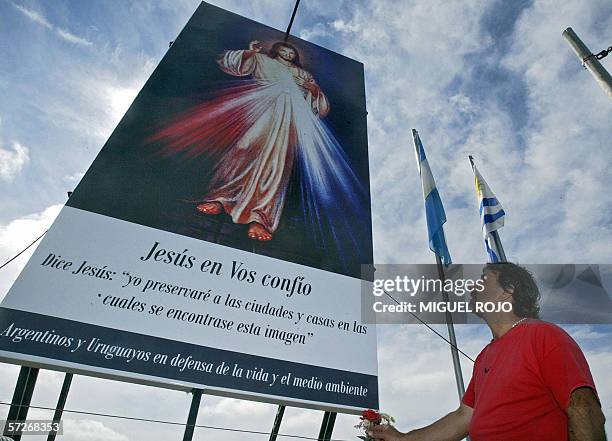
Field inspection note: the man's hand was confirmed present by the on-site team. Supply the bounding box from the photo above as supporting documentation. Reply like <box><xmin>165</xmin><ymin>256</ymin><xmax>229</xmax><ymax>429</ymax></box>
<box><xmin>367</xmin><ymin>424</ymin><xmax>405</xmax><ymax>441</ymax></box>
<box><xmin>368</xmin><ymin>404</ymin><xmax>472</xmax><ymax>441</ymax></box>
<box><xmin>568</xmin><ymin>387</ymin><xmax>606</xmax><ymax>441</ymax></box>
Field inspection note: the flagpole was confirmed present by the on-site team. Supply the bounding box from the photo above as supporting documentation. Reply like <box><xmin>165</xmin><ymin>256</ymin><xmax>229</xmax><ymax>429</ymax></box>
<box><xmin>469</xmin><ymin>156</ymin><xmax>508</xmax><ymax>263</ymax></box>
<box><xmin>435</xmin><ymin>256</ymin><xmax>467</xmax><ymax>400</ymax></box>
<box><xmin>489</xmin><ymin>231</ymin><xmax>507</xmax><ymax>262</ymax></box>
<box><xmin>412</xmin><ymin>129</ymin><xmax>466</xmax><ymax>402</ymax></box>
<box><xmin>562</xmin><ymin>27</ymin><xmax>612</xmax><ymax>99</ymax></box>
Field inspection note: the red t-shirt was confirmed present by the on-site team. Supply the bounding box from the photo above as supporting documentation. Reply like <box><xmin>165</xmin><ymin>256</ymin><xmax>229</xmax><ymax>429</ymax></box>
<box><xmin>462</xmin><ymin>319</ymin><xmax>598</xmax><ymax>441</ymax></box>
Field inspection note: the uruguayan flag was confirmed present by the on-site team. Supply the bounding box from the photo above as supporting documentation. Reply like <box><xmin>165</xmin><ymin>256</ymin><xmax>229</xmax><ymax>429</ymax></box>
<box><xmin>412</xmin><ymin>130</ymin><xmax>452</xmax><ymax>265</ymax></box>
<box><xmin>470</xmin><ymin>156</ymin><xmax>506</xmax><ymax>262</ymax></box>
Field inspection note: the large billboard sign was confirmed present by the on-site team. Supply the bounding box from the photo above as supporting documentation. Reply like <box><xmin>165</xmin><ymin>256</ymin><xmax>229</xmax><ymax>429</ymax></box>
<box><xmin>0</xmin><ymin>2</ymin><xmax>377</xmax><ymax>412</ymax></box>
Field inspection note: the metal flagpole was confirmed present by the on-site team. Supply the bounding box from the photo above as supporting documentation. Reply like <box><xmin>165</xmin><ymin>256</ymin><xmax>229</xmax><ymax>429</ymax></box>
<box><xmin>489</xmin><ymin>231</ymin><xmax>507</xmax><ymax>263</ymax></box>
<box><xmin>435</xmin><ymin>257</ymin><xmax>467</xmax><ymax>401</ymax></box>
<box><xmin>562</xmin><ymin>27</ymin><xmax>612</xmax><ymax>99</ymax></box>
<box><xmin>412</xmin><ymin>129</ymin><xmax>466</xmax><ymax>402</ymax></box>
<box><xmin>469</xmin><ymin>156</ymin><xmax>507</xmax><ymax>264</ymax></box>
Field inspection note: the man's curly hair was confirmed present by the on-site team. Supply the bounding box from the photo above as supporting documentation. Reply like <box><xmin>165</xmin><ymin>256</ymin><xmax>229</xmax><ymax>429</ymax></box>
<box><xmin>485</xmin><ymin>262</ymin><xmax>541</xmax><ymax>319</ymax></box>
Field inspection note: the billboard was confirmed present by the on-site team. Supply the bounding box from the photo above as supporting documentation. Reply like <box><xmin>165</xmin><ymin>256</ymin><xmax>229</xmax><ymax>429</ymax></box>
<box><xmin>0</xmin><ymin>2</ymin><xmax>377</xmax><ymax>412</ymax></box>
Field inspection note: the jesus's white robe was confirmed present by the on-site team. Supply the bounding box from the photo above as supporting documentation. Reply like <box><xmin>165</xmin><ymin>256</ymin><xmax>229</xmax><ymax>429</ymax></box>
<box><xmin>205</xmin><ymin>50</ymin><xmax>329</xmax><ymax>232</ymax></box>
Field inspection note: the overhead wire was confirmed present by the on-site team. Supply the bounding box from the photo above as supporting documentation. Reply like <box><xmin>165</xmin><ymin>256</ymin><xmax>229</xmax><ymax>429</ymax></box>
<box><xmin>0</xmin><ymin>229</ymin><xmax>47</xmax><ymax>270</ymax></box>
<box><xmin>0</xmin><ymin>401</ymin><xmax>352</xmax><ymax>441</ymax></box>
<box><xmin>383</xmin><ymin>289</ymin><xmax>475</xmax><ymax>363</ymax></box>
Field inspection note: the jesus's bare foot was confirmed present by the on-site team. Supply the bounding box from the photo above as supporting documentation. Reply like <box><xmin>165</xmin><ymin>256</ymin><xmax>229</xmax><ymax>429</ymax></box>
<box><xmin>248</xmin><ymin>223</ymin><xmax>272</xmax><ymax>241</ymax></box>
<box><xmin>196</xmin><ymin>201</ymin><xmax>224</xmax><ymax>215</ymax></box>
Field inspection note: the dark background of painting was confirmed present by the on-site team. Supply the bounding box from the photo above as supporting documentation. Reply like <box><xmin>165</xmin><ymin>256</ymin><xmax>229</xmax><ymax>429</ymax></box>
<box><xmin>66</xmin><ymin>1</ymin><xmax>373</xmax><ymax>279</ymax></box>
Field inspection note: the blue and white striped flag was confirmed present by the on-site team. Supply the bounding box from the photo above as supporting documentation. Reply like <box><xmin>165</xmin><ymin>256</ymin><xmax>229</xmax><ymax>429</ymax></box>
<box><xmin>412</xmin><ymin>130</ymin><xmax>452</xmax><ymax>265</ymax></box>
<box><xmin>470</xmin><ymin>156</ymin><xmax>506</xmax><ymax>262</ymax></box>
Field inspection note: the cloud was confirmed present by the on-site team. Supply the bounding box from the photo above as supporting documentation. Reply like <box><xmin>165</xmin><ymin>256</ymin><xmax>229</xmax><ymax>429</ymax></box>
<box><xmin>60</xmin><ymin>419</ymin><xmax>130</xmax><ymax>441</ymax></box>
<box><xmin>56</xmin><ymin>28</ymin><xmax>94</xmax><ymax>47</ymax></box>
<box><xmin>299</xmin><ymin>23</ymin><xmax>330</xmax><ymax>41</ymax></box>
<box><xmin>12</xmin><ymin>3</ymin><xmax>52</xmax><ymax>28</ymax></box>
<box><xmin>0</xmin><ymin>363</ymin><xmax>20</xmax><ymax>405</ymax></box>
<box><xmin>331</xmin><ymin>19</ymin><xmax>361</xmax><ymax>33</ymax></box>
<box><xmin>0</xmin><ymin>204</ymin><xmax>62</xmax><ymax>300</ymax></box>
<box><xmin>106</xmin><ymin>86</ymin><xmax>140</xmax><ymax>124</ymax></box>
<box><xmin>29</xmin><ymin>46</ymin><xmax>156</xmax><ymax>142</ymax></box>
<box><xmin>12</xmin><ymin>2</ymin><xmax>93</xmax><ymax>47</ymax></box>
<box><xmin>64</xmin><ymin>172</ymin><xmax>86</xmax><ymax>183</ymax></box>
<box><xmin>200</xmin><ymin>397</ymin><xmax>274</xmax><ymax>418</ymax></box>
<box><xmin>0</xmin><ymin>141</ymin><xmax>29</xmax><ymax>181</ymax></box>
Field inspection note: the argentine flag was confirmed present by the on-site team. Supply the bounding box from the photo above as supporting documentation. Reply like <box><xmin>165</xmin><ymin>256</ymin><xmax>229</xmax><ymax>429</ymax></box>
<box><xmin>412</xmin><ymin>130</ymin><xmax>452</xmax><ymax>265</ymax></box>
<box><xmin>470</xmin><ymin>156</ymin><xmax>506</xmax><ymax>262</ymax></box>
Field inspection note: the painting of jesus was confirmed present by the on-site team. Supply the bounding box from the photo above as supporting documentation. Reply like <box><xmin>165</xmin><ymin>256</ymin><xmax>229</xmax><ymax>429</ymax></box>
<box><xmin>197</xmin><ymin>40</ymin><xmax>329</xmax><ymax>241</ymax></box>
<box><xmin>150</xmin><ymin>39</ymin><xmax>365</xmax><ymax>248</ymax></box>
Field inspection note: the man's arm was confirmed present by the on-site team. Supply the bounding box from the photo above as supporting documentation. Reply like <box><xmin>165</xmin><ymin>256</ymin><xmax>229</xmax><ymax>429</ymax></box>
<box><xmin>568</xmin><ymin>387</ymin><xmax>606</xmax><ymax>441</ymax></box>
<box><xmin>367</xmin><ymin>402</ymin><xmax>472</xmax><ymax>441</ymax></box>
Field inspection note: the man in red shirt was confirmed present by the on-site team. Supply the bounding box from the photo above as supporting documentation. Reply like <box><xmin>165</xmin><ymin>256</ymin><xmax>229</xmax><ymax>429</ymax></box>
<box><xmin>369</xmin><ymin>262</ymin><xmax>606</xmax><ymax>441</ymax></box>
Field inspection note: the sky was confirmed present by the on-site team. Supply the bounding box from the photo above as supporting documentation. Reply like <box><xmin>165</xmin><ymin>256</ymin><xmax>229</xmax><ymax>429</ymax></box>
<box><xmin>1</xmin><ymin>0</ymin><xmax>611</xmax><ymax>439</ymax></box>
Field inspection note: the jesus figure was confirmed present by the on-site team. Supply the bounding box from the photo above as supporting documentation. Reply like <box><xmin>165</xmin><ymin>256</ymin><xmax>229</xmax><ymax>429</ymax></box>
<box><xmin>193</xmin><ymin>40</ymin><xmax>330</xmax><ymax>241</ymax></box>
<box><xmin>150</xmin><ymin>38</ymin><xmax>364</xmax><ymax>257</ymax></box>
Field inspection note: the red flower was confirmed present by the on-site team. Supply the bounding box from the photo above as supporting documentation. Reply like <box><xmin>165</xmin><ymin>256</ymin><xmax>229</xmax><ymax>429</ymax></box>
<box><xmin>361</xmin><ymin>409</ymin><xmax>382</xmax><ymax>423</ymax></box>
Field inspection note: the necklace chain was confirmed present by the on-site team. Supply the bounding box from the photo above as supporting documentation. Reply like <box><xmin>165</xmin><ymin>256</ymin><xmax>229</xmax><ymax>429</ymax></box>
<box><xmin>511</xmin><ymin>317</ymin><xmax>527</xmax><ymax>329</ymax></box>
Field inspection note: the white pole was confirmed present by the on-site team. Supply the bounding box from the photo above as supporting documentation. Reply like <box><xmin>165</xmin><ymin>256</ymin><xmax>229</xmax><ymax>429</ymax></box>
<box><xmin>436</xmin><ymin>255</ymin><xmax>467</xmax><ymax>401</ymax></box>
<box><xmin>562</xmin><ymin>27</ymin><xmax>612</xmax><ymax>99</ymax></box>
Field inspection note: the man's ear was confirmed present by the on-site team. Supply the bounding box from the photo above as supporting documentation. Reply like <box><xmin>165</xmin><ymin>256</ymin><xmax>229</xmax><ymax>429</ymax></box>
<box><xmin>500</xmin><ymin>284</ymin><xmax>515</xmax><ymax>301</ymax></box>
